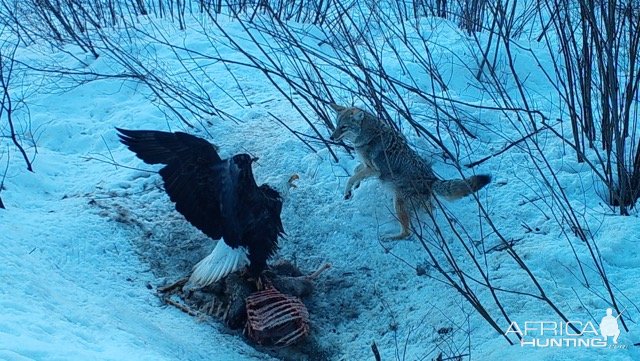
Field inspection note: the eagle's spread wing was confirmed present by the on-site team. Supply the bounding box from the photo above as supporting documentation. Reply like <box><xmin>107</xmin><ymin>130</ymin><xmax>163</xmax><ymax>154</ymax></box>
<box><xmin>118</xmin><ymin>129</ymin><xmax>285</xmax><ymax>287</ymax></box>
<box><xmin>116</xmin><ymin>128</ymin><xmax>220</xmax><ymax>165</ymax></box>
<box><xmin>116</xmin><ymin>128</ymin><xmax>224</xmax><ymax>240</ymax></box>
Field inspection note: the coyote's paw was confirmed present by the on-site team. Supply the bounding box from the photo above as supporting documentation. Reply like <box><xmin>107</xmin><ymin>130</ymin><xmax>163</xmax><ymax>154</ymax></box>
<box><xmin>344</xmin><ymin>190</ymin><xmax>353</xmax><ymax>200</ymax></box>
<box><xmin>381</xmin><ymin>231</ymin><xmax>412</xmax><ymax>241</ymax></box>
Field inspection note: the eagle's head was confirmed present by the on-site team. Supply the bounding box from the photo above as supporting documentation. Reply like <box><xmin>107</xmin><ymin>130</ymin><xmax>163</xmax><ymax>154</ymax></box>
<box><xmin>231</xmin><ymin>153</ymin><xmax>257</xmax><ymax>167</ymax></box>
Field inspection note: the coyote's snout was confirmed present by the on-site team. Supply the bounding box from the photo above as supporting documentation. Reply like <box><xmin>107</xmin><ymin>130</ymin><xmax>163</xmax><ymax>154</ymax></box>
<box><xmin>330</xmin><ymin>103</ymin><xmax>491</xmax><ymax>239</ymax></box>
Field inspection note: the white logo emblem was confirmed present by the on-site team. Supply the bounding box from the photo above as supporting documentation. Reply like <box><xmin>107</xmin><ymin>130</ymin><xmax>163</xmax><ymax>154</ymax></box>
<box><xmin>505</xmin><ymin>308</ymin><xmax>626</xmax><ymax>348</ymax></box>
<box><xmin>599</xmin><ymin>308</ymin><xmax>621</xmax><ymax>344</ymax></box>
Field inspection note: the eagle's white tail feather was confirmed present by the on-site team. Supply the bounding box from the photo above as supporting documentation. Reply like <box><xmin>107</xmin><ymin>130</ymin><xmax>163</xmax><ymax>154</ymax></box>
<box><xmin>185</xmin><ymin>241</ymin><xmax>249</xmax><ymax>290</ymax></box>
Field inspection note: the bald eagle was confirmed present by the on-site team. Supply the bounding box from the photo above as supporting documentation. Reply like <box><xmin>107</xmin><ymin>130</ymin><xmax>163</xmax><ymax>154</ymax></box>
<box><xmin>117</xmin><ymin>128</ymin><xmax>294</xmax><ymax>289</ymax></box>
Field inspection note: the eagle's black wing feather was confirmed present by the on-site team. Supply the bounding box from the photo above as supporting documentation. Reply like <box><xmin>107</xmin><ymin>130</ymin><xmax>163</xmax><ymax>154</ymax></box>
<box><xmin>118</xmin><ymin>129</ymin><xmax>284</xmax><ymax>277</ymax></box>
<box><xmin>117</xmin><ymin>128</ymin><xmax>224</xmax><ymax>240</ymax></box>
<box><xmin>116</xmin><ymin>128</ymin><xmax>221</xmax><ymax>165</ymax></box>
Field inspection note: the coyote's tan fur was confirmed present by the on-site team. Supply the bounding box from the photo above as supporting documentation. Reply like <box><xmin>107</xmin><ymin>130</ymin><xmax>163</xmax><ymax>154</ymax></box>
<box><xmin>329</xmin><ymin>104</ymin><xmax>491</xmax><ymax>239</ymax></box>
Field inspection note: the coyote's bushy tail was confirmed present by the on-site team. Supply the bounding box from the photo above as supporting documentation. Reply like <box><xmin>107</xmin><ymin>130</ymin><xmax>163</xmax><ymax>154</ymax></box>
<box><xmin>432</xmin><ymin>175</ymin><xmax>491</xmax><ymax>200</ymax></box>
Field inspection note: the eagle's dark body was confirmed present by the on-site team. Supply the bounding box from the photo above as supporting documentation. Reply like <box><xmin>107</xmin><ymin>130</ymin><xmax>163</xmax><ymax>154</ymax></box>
<box><xmin>117</xmin><ymin>128</ymin><xmax>284</xmax><ymax>287</ymax></box>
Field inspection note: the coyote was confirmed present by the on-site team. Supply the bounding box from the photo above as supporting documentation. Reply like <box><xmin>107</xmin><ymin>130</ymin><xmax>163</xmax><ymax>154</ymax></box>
<box><xmin>329</xmin><ymin>104</ymin><xmax>491</xmax><ymax>239</ymax></box>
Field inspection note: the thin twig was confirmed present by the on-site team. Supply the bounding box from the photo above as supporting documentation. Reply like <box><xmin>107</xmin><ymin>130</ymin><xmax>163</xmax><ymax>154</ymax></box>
<box><xmin>1</xmin><ymin>38</ymin><xmax>33</xmax><ymax>172</ymax></box>
<box><xmin>371</xmin><ymin>341</ymin><xmax>382</xmax><ymax>361</ymax></box>
<box><xmin>465</xmin><ymin>123</ymin><xmax>549</xmax><ymax>168</ymax></box>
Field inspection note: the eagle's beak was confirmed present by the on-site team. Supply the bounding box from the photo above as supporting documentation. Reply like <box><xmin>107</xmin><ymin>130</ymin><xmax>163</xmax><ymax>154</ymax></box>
<box><xmin>288</xmin><ymin>174</ymin><xmax>299</xmax><ymax>188</ymax></box>
<box><xmin>251</xmin><ymin>157</ymin><xmax>260</xmax><ymax>163</ymax></box>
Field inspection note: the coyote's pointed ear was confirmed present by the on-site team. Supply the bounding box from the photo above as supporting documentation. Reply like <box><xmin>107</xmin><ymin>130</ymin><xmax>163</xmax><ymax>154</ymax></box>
<box><xmin>329</xmin><ymin>103</ymin><xmax>346</xmax><ymax>113</ymax></box>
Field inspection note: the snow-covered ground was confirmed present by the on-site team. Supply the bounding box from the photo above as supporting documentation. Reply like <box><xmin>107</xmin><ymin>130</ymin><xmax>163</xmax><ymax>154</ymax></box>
<box><xmin>1</xmin><ymin>8</ymin><xmax>639</xmax><ymax>361</ymax></box>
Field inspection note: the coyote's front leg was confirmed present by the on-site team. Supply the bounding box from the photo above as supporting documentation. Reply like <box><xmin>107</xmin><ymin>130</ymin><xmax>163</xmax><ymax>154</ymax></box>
<box><xmin>344</xmin><ymin>163</ymin><xmax>377</xmax><ymax>199</ymax></box>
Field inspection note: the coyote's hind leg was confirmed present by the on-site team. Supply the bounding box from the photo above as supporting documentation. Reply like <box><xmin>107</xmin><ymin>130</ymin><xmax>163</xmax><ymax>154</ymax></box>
<box><xmin>383</xmin><ymin>195</ymin><xmax>411</xmax><ymax>240</ymax></box>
